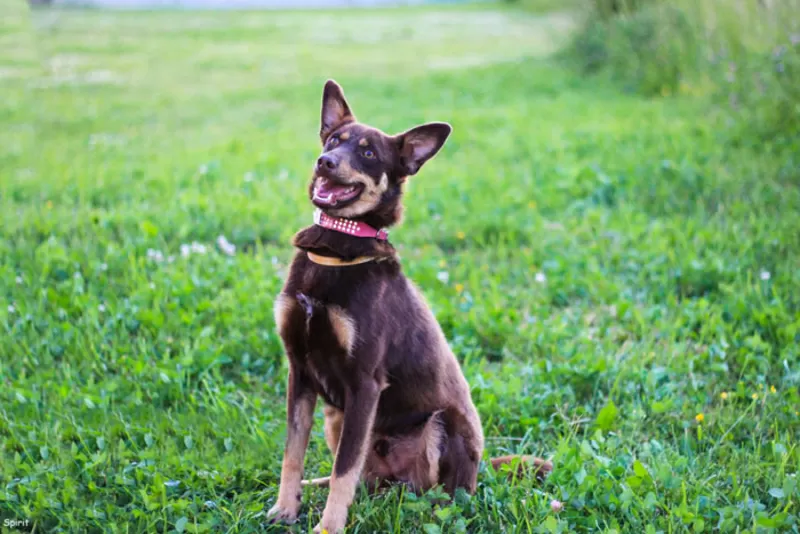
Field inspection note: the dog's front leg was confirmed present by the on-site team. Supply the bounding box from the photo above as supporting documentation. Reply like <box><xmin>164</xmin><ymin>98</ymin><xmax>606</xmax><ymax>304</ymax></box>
<box><xmin>267</xmin><ymin>364</ymin><xmax>317</xmax><ymax>523</ymax></box>
<box><xmin>314</xmin><ymin>379</ymin><xmax>380</xmax><ymax>533</ymax></box>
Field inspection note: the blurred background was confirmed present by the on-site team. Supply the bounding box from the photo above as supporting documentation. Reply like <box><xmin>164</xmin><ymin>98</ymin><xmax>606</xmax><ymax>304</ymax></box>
<box><xmin>2</xmin><ymin>0</ymin><xmax>799</xmax><ymax>532</ymax></box>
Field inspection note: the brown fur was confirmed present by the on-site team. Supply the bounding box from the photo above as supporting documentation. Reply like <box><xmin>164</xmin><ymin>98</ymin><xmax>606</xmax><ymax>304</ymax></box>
<box><xmin>268</xmin><ymin>80</ymin><xmax>551</xmax><ymax>533</ymax></box>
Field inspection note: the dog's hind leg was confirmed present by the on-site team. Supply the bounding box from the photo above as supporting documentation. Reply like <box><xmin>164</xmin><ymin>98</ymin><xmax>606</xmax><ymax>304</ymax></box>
<box><xmin>299</xmin><ymin>406</ymin><xmax>341</xmax><ymax>489</ymax></box>
<box><xmin>323</xmin><ymin>404</ymin><xmax>344</xmax><ymax>455</ymax></box>
<box><xmin>436</xmin><ymin>406</ymin><xmax>484</xmax><ymax>495</ymax></box>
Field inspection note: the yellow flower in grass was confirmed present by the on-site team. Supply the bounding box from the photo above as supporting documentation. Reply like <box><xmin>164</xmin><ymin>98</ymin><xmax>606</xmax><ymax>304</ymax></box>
<box><xmin>770</xmin><ymin>385</ymin><xmax>777</xmax><ymax>394</ymax></box>
<box><xmin>695</xmin><ymin>413</ymin><xmax>704</xmax><ymax>423</ymax></box>
<box><xmin>752</xmin><ymin>393</ymin><xmax>759</xmax><ymax>400</ymax></box>
<box><xmin>456</xmin><ymin>231</ymin><xmax>466</xmax><ymax>240</ymax></box>
<box><xmin>455</xmin><ymin>283</ymin><xmax>464</xmax><ymax>293</ymax></box>
<box><xmin>720</xmin><ymin>392</ymin><xmax>729</xmax><ymax>400</ymax></box>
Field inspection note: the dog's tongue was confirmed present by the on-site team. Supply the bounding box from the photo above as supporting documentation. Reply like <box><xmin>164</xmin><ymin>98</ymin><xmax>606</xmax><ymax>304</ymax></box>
<box><xmin>314</xmin><ymin>179</ymin><xmax>355</xmax><ymax>206</ymax></box>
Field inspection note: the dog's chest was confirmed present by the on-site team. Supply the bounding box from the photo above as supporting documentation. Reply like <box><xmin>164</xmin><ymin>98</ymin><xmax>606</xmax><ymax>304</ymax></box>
<box><xmin>293</xmin><ymin>292</ymin><xmax>357</xmax><ymax>409</ymax></box>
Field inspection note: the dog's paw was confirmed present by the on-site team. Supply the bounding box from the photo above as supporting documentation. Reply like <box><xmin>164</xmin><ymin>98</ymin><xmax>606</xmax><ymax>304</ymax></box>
<box><xmin>312</xmin><ymin>518</ymin><xmax>345</xmax><ymax>533</ymax></box>
<box><xmin>266</xmin><ymin>502</ymin><xmax>300</xmax><ymax>524</ymax></box>
<box><xmin>312</xmin><ymin>523</ymin><xmax>341</xmax><ymax>534</ymax></box>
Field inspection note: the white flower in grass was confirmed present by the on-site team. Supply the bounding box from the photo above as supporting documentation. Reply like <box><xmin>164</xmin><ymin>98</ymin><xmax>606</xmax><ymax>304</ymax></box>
<box><xmin>180</xmin><ymin>244</ymin><xmax>191</xmax><ymax>258</ymax></box>
<box><xmin>98</xmin><ymin>304</ymin><xmax>106</xmax><ymax>313</ymax></box>
<box><xmin>100</xmin><ymin>263</ymin><xmax>108</xmax><ymax>271</ymax></box>
<box><xmin>15</xmin><ymin>276</ymin><xmax>23</xmax><ymax>285</ymax></box>
<box><xmin>8</xmin><ymin>304</ymin><xmax>15</xmax><ymax>314</ymax></box>
<box><xmin>146</xmin><ymin>249</ymin><xmax>164</xmax><ymax>263</ymax></box>
<box><xmin>760</xmin><ymin>270</ymin><xmax>771</xmax><ymax>281</ymax></box>
<box><xmin>217</xmin><ymin>235</ymin><xmax>236</xmax><ymax>256</ymax></box>
<box><xmin>243</xmin><ymin>171</ymin><xmax>254</xmax><ymax>183</ymax></box>
<box><xmin>436</xmin><ymin>271</ymin><xmax>450</xmax><ymax>284</ymax></box>
<box><xmin>535</xmin><ymin>272</ymin><xmax>547</xmax><ymax>283</ymax></box>
<box><xmin>191</xmin><ymin>242</ymin><xmax>207</xmax><ymax>254</ymax></box>
<box><xmin>167</xmin><ymin>255</ymin><xmax>175</xmax><ymax>264</ymax></box>
<box><xmin>149</xmin><ymin>282</ymin><xmax>155</xmax><ymax>290</ymax></box>
<box><xmin>550</xmin><ymin>499</ymin><xmax>563</xmax><ymax>513</ymax></box>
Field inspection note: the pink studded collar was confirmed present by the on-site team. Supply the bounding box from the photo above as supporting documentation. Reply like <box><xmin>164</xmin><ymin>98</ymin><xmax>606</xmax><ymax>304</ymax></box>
<box><xmin>313</xmin><ymin>209</ymin><xmax>389</xmax><ymax>241</ymax></box>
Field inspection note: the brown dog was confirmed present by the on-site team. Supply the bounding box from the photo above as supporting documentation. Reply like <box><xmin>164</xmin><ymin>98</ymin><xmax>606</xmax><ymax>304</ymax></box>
<box><xmin>267</xmin><ymin>80</ymin><xmax>551</xmax><ymax>533</ymax></box>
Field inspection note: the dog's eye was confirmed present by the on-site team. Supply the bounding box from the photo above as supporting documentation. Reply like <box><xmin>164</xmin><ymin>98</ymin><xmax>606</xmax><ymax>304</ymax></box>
<box><xmin>363</xmin><ymin>149</ymin><xmax>375</xmax><ymax>159</ymax></box>
<box><xmin>328</xmin><ymin>137</ymin><xmax>339</xmax><ymax>148</ymax></box>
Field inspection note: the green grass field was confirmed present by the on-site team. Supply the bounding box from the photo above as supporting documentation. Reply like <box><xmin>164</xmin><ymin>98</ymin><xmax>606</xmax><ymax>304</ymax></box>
<box><xmin>2</xmin><ymin>3</ymin><xmax>799</xmax><ymax>533</ymax></box>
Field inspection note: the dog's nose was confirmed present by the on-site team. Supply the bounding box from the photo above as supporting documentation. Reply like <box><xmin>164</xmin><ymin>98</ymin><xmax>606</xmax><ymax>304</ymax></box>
<box><xmin>317</xmin><ymin>154</ymin><xmax>338</xmax><ymax>171</ymax></box>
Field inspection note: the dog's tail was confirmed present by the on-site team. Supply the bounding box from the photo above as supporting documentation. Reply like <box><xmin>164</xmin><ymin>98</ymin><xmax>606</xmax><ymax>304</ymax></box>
<box><xmin>301</xmin><ymin>476</ymin><xmax>331</xmax><ymax>487</ymax></box>
<box><xmin>300</xmin><ymin>456</ymin><xmax>552</xmax><ymax>488</ymax></box>
<box><xmin>490</xmin><ymin>455</ymin><xmax>553</xmax><ymax>481</ymax></box>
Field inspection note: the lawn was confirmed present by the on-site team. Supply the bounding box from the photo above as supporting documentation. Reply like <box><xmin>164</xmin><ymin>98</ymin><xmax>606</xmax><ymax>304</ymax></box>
<box><xmin>1</xmin><ymin>3</ymin><xmax>799</xmax><ymax>533</ymax></box>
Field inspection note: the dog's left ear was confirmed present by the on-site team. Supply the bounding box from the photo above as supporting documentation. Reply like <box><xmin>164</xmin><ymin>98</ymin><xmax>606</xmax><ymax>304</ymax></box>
<box><xmin>394</xmin><ymin>122</ymin><xmax>452</xmax><ymax>176</ymax></box>
<box><xmin>320</xmin><ymin>79</ymin><xmax>355</xmax><ymax>143</ymax></box>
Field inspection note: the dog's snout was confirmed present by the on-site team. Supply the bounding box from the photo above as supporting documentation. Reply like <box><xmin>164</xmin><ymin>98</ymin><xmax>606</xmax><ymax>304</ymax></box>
<box><xmin>317</xmin><ymin>154</ymin><xmax>338</xmax><ymax>171</ymax></box>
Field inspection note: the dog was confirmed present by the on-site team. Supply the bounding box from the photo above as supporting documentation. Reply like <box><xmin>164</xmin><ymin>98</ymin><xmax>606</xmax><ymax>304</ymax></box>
<box><xmin>267</xmin><ymin>80</ymin><xmax>552</xmax><ymax>533</ymax></box>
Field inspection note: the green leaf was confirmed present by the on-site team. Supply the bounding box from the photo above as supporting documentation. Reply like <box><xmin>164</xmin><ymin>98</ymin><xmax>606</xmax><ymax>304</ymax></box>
<box><xmin>434</xmin><ymin>507</ymin><xmax>452</xmax><ymax>521</ymax></box>
<box><xmin>595</xmin><ymin>400</ymin><xmax>618</xmax><ymax>431</ymax></box>
<box><xmin>423</xmin><ymin>524</ymin><xmax>441</xmax><ymax>534</ymax></box>
<box><xmin>768</xmin><ymin>488</ymin><xmax>785</xmax><ymax>499</ymax></box>
<box><xmin>175</xmin><ymin>516</ymin><xmax>188</xmax><ymax>533</ymax></box>
<box><xmin>575</xmin><ymin>467</ymin><xmax>587</xmax><ymax>485</ymax></box>
<box><xmin>140</xmin><ymin>220</ymin><xmax>159</xmax><ymax>237</ymax></box>
<box><xmin>633</xmin><ymin>460</ymin><xmax>649</xmax><ymax>479</ymax></box>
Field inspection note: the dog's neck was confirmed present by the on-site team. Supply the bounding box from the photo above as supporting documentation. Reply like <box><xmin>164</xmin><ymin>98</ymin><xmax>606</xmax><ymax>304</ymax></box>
<box><xmin>292</xmin><ymin>211</ymin><xmax>397</xmax><ymax>262</ymax></box>
<box><xmin>314</xmin><ymin>210</ymin><xmax>389</xmax><ymax>240</ymax></box>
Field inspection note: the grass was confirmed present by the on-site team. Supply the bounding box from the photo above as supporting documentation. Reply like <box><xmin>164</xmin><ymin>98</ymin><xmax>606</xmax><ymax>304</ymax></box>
<box><xmin>564</xmin><ymin>0</ymin><xmax>800</xmax><ymax>139</ymax></box>
<box><xmin>1</xmin><ymin>3</ymin><xmax>799</xmax><ymax>533</ymax></box>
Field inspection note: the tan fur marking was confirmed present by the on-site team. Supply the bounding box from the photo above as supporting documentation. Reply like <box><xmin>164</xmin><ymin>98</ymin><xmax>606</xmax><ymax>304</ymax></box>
<box><xmin>330</xmin><ymin>170</ymin><xmax>389</xmax><ymax>218</ymax></box>
<box><xmin>328</xmin><ymin>305</ymin><xmax>357</xmax><ymax>355</ymax></box>
<box><xmin>323</xmin><ymin>405</ymin><xmax>344</xmax><ymax>454</ymax></box>
<box><xmin>423</xmin><ymin>413</ymin><xmax>444</xmax><ymax>484</ymax></box>
<box><xmin>359</xmin><ymin>138</ymin><xmax>368</xmax><ymax>147</ymax></box>
<box><xmin>339</xmin><ymin>131</ymin><xmax>350</xmax><ymax>141</ymax></box>
<box><xmin>273</xmin><ymin>293</ymin><xmax>294</xmax><ymax>334</ymax></box>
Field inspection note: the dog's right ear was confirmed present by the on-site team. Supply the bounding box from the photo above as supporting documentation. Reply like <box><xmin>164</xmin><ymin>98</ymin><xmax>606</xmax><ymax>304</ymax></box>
<box><xmin>320</xmin><ymin>80</ymin><xmax>355</xmax><ymax>144</ymax></box>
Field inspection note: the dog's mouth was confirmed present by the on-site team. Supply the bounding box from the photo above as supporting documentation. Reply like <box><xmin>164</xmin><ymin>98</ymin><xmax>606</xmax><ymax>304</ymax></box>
<box><xmin>312</xmin><ymin>177</ymin><xmax>365</xmax><ymax>208</ymax></box>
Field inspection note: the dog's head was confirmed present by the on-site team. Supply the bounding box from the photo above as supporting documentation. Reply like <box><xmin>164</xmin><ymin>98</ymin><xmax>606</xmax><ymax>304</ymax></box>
<box><xmin>309</xmin><ymin>80</ymin><xmax>451</xmax><ymax>227</ymax></box>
